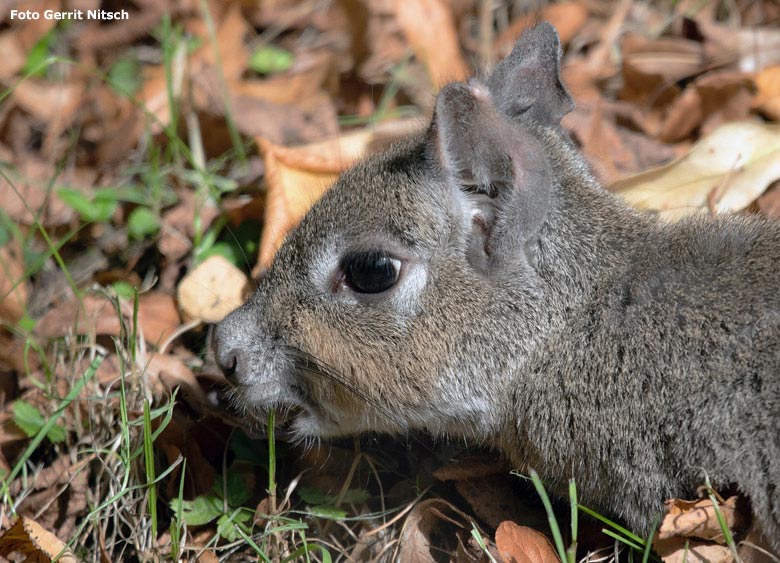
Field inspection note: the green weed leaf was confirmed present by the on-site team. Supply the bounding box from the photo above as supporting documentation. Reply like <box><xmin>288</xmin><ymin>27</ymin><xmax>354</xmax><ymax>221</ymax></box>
<box><xmin>57</xmin><ymin>188</ymin><xmax>118</xmax><ymax>223</ymax></box>
<box><xmin>109</xmin><ymin>57</ymin><xmax>142</xmax><ymax>96</ymax></box>
<box><xmin>249</xmin><ymin>45</ymin><xmax>294</xmax><ymax>74</ymax></box>
<box><xmin>12</xmin><ymin>400</ymin><xmax>66</xmax><ymax>443</ymax></box>
<box><xmin>175</xmin><ymin>495</ymin><xmax>223</xmax><ymax>526</ymax></box>
<box><xmin>128</xmin><ymin>207</ymin><xmax>160</xmax><ymax>239</ymax></box>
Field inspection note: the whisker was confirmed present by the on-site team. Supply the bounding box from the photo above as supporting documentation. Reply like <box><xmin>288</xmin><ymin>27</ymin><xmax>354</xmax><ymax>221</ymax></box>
<box><xmin>280</xmin><ymin>344</ymin><xmax>412</xmax><ymax>431</ymax></box>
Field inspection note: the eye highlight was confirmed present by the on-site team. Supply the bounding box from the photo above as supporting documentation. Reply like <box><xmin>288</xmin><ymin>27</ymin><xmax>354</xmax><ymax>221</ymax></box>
<box><xmin>340</xmin><ymin>250</ymin><xmax>401</xmax><ymax>294</ymax></box>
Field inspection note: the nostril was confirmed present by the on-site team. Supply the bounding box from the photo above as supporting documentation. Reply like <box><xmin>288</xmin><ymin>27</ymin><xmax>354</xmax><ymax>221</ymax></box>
<box><xmin>217</xmin><ymin>348</ymin><xmax>241</xmax><ymax>381</ymax></box>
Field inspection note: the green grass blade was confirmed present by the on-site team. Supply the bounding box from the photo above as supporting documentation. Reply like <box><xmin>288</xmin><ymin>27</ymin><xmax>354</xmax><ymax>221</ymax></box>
<box><xmin>529</xmin><ymin>470</ymin><xmax>568</xmax><ymax>563</ymax></box>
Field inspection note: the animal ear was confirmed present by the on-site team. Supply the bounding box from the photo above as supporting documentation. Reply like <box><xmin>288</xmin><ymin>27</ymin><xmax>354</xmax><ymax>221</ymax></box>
<box><xmin>487</xmin><ymin>22</ymin><xmax>573</xmax><ymax>126</ymax></box>
<box><xmin>430</xmin><ymin>81</ymin><xmax>553</xmax><ymax>276</ymax></box>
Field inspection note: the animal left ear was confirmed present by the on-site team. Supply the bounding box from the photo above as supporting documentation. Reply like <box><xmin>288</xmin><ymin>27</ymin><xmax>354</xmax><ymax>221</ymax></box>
<box><xmin>429</xmin><ymin>81</ymin><xmax>553</xmax><ymax>276</ymax></box>
<box><xmin>487</xmin><ymin>22</ymin><xmax>573</xmax><ymax>126</ymax></box>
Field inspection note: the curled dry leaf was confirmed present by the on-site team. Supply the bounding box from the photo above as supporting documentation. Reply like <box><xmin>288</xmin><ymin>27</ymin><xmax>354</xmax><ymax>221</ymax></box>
<box><xmin>495</xmin><ymin>521</ymin><xmax>559</xmax><ymax>563</ymax></box>
<box><xmin>0</xmin><ymin>516</ymin><xmax>78</xmax><ymax>563</ymax></box>
<box><xmin>609</xmin><ymin>121</ymin><xmax>780</xmax><ymax>220</ymax></box>
<box><xmin>394</xmin><ymin>0</ymin><xmax>469</xmax><ymax>87</ymax></box>
<box><xmin>255</xmin><ymin>119</ymin><xmax>423</xmax><ymax>273</ymax></box>
<box><xmin>177</xmin><ymin>254</ymin><xmax>249</xmax><ymax>323</ymax></box>
<box><xmin>657</xmin><ymin>496</ymin><xmax>744</xmax><ymax>542</ymax></box>
<box><xmin>397</xmin><ymin>498</ymin><xmax>474</xmax><ymax>563</ymax></box>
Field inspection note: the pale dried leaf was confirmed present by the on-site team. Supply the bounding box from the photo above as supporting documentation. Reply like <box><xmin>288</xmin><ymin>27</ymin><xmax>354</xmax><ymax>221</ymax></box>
<box><xmin>495</xmin><ymin>521</ymin><xmax>558</xmax><ymax>563</ymax></box>
<box><xmin>658</xmin><ymin>497</ymin><xmax>741</xmax><ymax>542</ymax></box>
<box><xmin>0</xmin><ymin>516</ymin><xmax>78</xmax><ymax>562</ymax></box>
<box><xmin>653</xmin><ymin>536</ymin><xmax>734</xmax><ymax>563</ymax></box>
<box><xmin>177</xmin><ymin>255</ymin><xmax>249</xmax><ymax>323</ymax></box>
<box><xmin>397</xmin><ymin>498</ymin><xmax>473</xmax><ymax>563</ymax></box>
<box><xmin>609</xmin><ymin>121</ymin><xmax>780</xmax><ymax>220</ymax></box>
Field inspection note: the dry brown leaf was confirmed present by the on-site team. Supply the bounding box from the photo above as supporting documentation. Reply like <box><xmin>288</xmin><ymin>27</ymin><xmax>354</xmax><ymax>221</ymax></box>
<box><xmin>495</xmin><ymin>521</ymin><xmax>558</xmax><ymax>563</ymax></box>
<box><xmin>177</xmin><ymin>255</ymin><xmax>249</xmax><ymax>323</ymax></box>
<box><xmin>432</xmin><ymin>455</ymin><xmax>508</xmax><ymax>482</ymax></box>
<box><xmin>146</xmin><ymin>352</ymin><xmax>208</xmax><ymax>405</ymax></box>
<box><xmin>653</xmin><ymin>536</ymin><xmax>734</xmax><ymax>563</ymax></box>
<box><xmin>0</xmin><ymin>158</ymin><xmax>97</xmax><ymax>227</ymax></box>
<box><xmin>255</xmin><ymin>119</ymin><xmax>422</xmax><ymax>272</ymax></box>
<box><xmin>192</xmin><ymin>3</ymin><xmax>248</xmax><ymax>83</ymax></box>
<box><xmin>36</xmin><ymin>292</ymin><xmax>180</xmax><ymax>346</ymax></box>
<box><xmin>0</xmin><ymin>32</ymin><xmax>27</xmax><ymax>80</ymax></box>
<box><xmin>394</xmin><ymin>0</ymin><xmax>469</xmax><ymax>87</ymax></box>
<box><xmin>0</xmin><ymin>241</ymin><xmax>29</xmax><ymax>324</ymax></box>
<box><xmin>11</xmin><ymin>80</ymin><xmax>84</xmax><ymax>125</ymax></box>
<box><xmin>454</xmin><ymin>476</ymin><xmax>547</xmax><ymax>531</ymax></box>
<box><xmin>658</xmin><ymin>71</ymin><xmax>755</xmax><ymax>142</ymax></box>
<box><xmin>758</xmin><ymin>183</ymin><xmax>780</xmax><ymax>218</ymax></box>
<box><xmin>657</xmin><ymin>496</ymin><xmax>743</xmax><ymax>542</ymax></box>
<box><xmin>699</xmin><ymin>22</ymin><xmax>780</xmax><ymax>73</ymax></box>
<box><xmin>0</xmin><ymin>516</ymin><xmax>78</xmax><ymax>563</ymax></box>
<box><xmin>609</xmin><ymin>121</ymin><xmax>780</xmax><ymax>220</ymax></box>
<box><xmin>397</xmin><ymin>498</ymin><xmax>473</xmax><ymax>563</ymax></box>
<box><xmin>494</xmin><ymin>3</ymin><xmax>589</xmax><ymax>57</ymax></box>
<box><xmin>753</xmin><ymin>65</ymin><xmax>780</xmax><ymax>120</ymax></box>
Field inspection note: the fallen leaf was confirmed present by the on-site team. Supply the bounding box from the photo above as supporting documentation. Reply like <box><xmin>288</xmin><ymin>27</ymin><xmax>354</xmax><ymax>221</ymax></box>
<box><xmin>495</xmin><ymin>521</ymin><xmax>558</xmax><ymax>563</ymax></box>
<box><xmin>753</xmin><ymin>65</ymin><xmax>780</xmax><ymax>120</ymax></box>
<box><xmin>0</xmin><ymin>516</ymin><xmax>78</xmax><ymax>563</ymax></box>
<box><xmin>397</xmin><ymin>498</ymin><xmax>473</xmax><ymax>563</ymax></box>
<box><xmin>757</xmin><ymin>182</ymin><xmax>780</xmax><ymax>218</ymax></box>
<box><xmin>36</xmin><ymin>292</ymin><xmax>180</xmax><ymax>346</ymax></box>
<box><xmin>454</xmin><ymin>476</ymin><xmax>547</xmax><ymax>531</ymax></box>
<box><xmin>255</xmin><ymin>119</ymin><xmax>422</xmax><ymax>272</ymax></box>
<box><xmin>609</xmin><ymin>121</ymin><xmax>780</xmax><ymax>220</ymax></box>
<box><xmin>653</xmin><ymin>536</ymin><xmax>734</xmax><ymax>563</ymax></box>
<box><xmin>432</xmin><ymin>455</ymin><xmax>508</xmax><ymax>481</ymax></box>
<box><xmin>0</xmin><ymin>241</ymin><xmax>29</xmax><ymax>324</ymax></box>
<box><xmin>177</xmin><ymin>255</ymin><xmax>249</xmax><ymax>323</ymax></box>
<box><xmin>394</xmin><ymin>0</ymin><xmax>469</xmax><ymax>87</ymax></box>
<box><xmin>0</xmin><ymin>32</ymin><xmax>27</xmax><ymax>80</ymax></box>
<box><xmin>0</xmin><ymin>158</ymin><xmax>98</xmax><ymax>227</ymax></box>
<box><xmin>657</xmin><ymin>496</ymin><xmax>744</xmax><ymax>542</ymax></box>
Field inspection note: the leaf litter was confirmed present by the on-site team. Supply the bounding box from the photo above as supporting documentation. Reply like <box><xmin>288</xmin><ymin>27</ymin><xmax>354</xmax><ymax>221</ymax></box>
<box><xmin>0</xmin><ymin>0</ymin><xmax>778</xmax><ymax>561</ymax></box>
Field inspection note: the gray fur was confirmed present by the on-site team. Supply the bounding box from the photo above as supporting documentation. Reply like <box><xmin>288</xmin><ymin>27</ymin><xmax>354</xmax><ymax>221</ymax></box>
<box><xmin>215</xmin><ymin>23</ymin><xmax>780</xmax><ymax>548</ymax></box>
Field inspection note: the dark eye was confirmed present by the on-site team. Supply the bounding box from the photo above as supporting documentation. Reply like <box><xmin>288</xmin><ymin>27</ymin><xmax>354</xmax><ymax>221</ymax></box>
<box><xmin>341</xmin><ymin>251</ymin><xmax>401</xmax><ymax>294</ymax></box>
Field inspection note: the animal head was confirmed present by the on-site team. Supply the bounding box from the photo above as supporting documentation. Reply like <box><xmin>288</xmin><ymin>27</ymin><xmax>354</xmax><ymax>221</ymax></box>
<box><xmin>214</xmin><ymin>23</ymin><xmax>575</xmax><ymax>440</ymax></box>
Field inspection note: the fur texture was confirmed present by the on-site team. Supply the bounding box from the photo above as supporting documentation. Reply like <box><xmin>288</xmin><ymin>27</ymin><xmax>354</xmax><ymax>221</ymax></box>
<box><xmin>215</xmin><ymin>23</ymin><xmax>780</xmax><ymax>548</ymax></box>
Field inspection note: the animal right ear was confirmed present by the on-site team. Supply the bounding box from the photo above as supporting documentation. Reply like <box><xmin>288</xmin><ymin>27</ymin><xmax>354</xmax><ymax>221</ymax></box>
<box><xmin>487</xmin><ymin>22</ymin><xmax>573</xmax><ymax>126</ymax></box>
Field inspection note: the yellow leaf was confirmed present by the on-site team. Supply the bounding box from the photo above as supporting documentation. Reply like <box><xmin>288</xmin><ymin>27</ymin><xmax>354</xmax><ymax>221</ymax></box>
<box><xmin>609</xmin><ymin>121</ymin><xmax>780</xmax><ymax>220</ymax></box>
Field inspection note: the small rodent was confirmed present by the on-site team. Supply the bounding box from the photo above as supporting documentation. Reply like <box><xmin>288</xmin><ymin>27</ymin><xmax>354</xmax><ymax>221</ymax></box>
<box><xmin>215</xmin><ymin>23</ymin><xmax>780</xmax><ymax>550</ymax></box>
